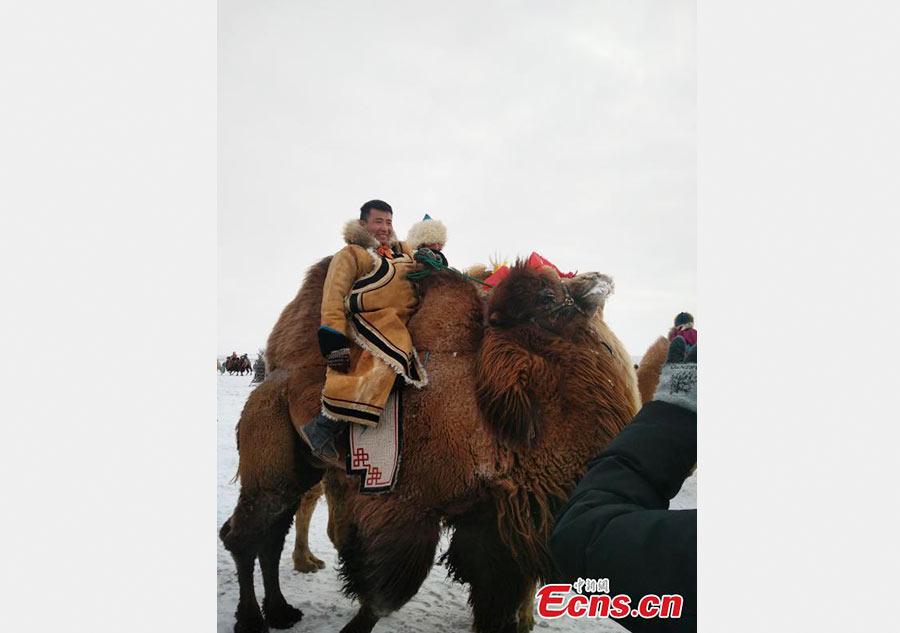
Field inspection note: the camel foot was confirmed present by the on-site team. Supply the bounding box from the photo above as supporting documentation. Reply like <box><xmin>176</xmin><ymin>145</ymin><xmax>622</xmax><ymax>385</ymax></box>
<box><xmin>234</xmin><ymin>602</ymin><xmax>268</xmax><ymax>633</ymax></box>
<box><xmin>474</xmin><ymin>621</ymin><xmax>529</xmax><ymax>633</ymax></box>
<box><xmin>292</xmin><ymin>551</ymin><xmax>326</xmax><ymax>573</ymax></box>
<box><xmin>339</xmin><ymin>605</ymin><xmax>379</xmax><ymax>633</ymax></box>
<box><xmin>262</xmin><ymin>596</ymin><xmax>303</xmax><ymax>629</ymax></box>
<box><xmin>517</xmin><ymin>613</ymin><xmax>535</xmax><ymax>632</ymax></box>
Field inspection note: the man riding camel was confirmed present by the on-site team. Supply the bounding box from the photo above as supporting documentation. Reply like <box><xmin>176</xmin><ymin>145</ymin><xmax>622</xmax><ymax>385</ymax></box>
<box><xmin>299</xmin><ymin>199</ymin><xmax>447</xmax><ymax>467</ymax></box>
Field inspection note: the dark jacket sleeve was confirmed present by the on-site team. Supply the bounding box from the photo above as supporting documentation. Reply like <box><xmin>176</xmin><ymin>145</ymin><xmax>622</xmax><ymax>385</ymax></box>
<box><xmin>549</xmin><ymin>400</ymin><xmax>697</xmax><ymax>633</ymax></box>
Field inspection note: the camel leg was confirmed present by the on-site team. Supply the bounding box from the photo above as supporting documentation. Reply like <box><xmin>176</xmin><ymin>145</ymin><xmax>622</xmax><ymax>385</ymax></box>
<box><xmin>219</xmin><ymin>517</ymin><xmax>264</xmax><ymax>633</ymax></box>
<box><xmin>336</xmin><ymin>510</ymin><xmax>441</xmax><ymax>633</ymax></box>
<box><xmin>222</xmin><ymin>488</ymin><xmax>309</xmax><ymax>633</ymax></box>
<box><xmin>220</xmin><ymin>376</ymin><xmax>323</xmax><ymax>633</ymax></box>
<box><xmin>258</xmin><ymin>509</ymin><xmax>304</xmax><ymax>629</ymax></box>
<box><xmin>444</xmin><ymin>509</ymin><xmax>537</xmax><ymax>633</ymax></box>
<box><xmin>516</xmin><ymin>581</ymin><xmax>536</xmax><ymax>632</ymax></box>
<box><xmin>292</xmin><ymin>483</ymin><xmax>326</xmax><ymax>572</ymax></box>
<box><xmin>323</xmin><ymin>468</ymin><xmax>350</xmax><ymax>550</ymax></box>
<box><xmin>340</xmin><ymin>603</ymin><xmax>380</xmax><ymax>633</ymax></box>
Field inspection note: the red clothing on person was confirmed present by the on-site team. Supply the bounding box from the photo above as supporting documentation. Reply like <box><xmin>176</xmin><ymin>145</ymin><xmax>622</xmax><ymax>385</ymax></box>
<box><xmin>375</xmin><ymin>243</ymin><xmax>394</xmax><ymax>259</ymax></box>
<box><xmin>669</xmin><ymin>327</ymin><xmax>697</xmax><ymax>347</ymax></box>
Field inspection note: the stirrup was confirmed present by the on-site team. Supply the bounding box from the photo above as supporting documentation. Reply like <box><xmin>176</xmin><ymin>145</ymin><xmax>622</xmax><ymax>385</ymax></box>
<box><xmin>297</xmin><ymin>425</ymin><xmax>317</xmax><ymax>452</ymax></box>
<box><xmin>312</xmin><ymin>438</ymin><xmax>345</xmax><ymax>469</ymax></box>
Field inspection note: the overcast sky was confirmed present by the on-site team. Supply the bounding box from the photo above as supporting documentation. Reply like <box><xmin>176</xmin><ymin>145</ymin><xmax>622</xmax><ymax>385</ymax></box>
<box><xmin>219</xmin><ymin>0</ymin><xmax>696</xmax><ymax>358</ymax></box>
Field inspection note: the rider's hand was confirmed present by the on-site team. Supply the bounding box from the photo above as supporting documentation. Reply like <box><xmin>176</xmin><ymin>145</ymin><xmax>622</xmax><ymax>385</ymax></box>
<box><xmin>414</xmin><ymin>247</ymin><xmax>437</xmax><ymax>263</ymax></box>
<box><xmin>652</xmin><ymin>336</ymin><xmax>697</xmax><ymax>413</ymax></box>
<box><xmin>326</xmin><ymin>348</ymin><xmax>351</xmax><ymax>372</ymax></box>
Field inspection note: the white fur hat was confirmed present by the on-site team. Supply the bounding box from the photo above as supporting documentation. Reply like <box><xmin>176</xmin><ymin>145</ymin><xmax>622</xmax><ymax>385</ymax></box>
<box><xmin>406</xmin><ymin>214</ymin><xmax>447</xmax><ymax>250</ymax></box>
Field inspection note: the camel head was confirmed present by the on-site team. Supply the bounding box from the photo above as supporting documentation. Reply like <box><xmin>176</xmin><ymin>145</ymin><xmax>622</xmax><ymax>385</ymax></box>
<box><xmin>486</xmin><ymin>262</ymin><xmax>613</xmax><ymax>333</ymax></box>
<box><xmin>563</xmin><ymin>271</ymin><xmax>614</xmax><ymax>318</ymax></box>
<box><xmin>476</xmin><ymin>261</ymin><xmax>626</xmax><ymax>452</ymax></box>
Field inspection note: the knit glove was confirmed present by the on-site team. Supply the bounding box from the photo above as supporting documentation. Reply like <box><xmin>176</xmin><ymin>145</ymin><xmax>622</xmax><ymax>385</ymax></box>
<box><xmin>325</xmin><ymin>347</ymin><xmax>351</xmax><ymax>372</ymax></box>
<box><xmin>414</xmin><ymin>247</ymin><xmax>438</xmax><ymax>263</ymax></box>
<box><xmin>652</xmin><ymin>336</ymin><xmax>697</xmax><ymax>413</ymax></box>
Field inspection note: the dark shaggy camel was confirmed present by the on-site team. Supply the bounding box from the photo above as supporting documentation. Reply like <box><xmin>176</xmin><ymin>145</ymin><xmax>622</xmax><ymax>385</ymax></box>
<box><xmin>240</xmin><ymin>354</ymin><xmax>253</xmax><ymax>375</ymax></box>
<box><xmin>225</xmin><ymin>354</ymin><xmax>253</xmax><ymax>376</ymax></box>
<box><xmin>219</xmin><ymin>259</ymin><xmax>640</xmax><ymax>633</ymax></box>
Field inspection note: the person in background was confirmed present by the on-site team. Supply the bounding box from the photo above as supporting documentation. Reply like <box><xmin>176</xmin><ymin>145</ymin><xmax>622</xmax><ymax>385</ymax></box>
<box><xmin>668</xmin><ymin>312</ymin><xmax>697</xmax><ymax>353</ymax></box>
<box><xmin>405</xmin><ymin>213</ymin><xmax>448</xmax><ymax>265</ymax></box>
<box><xmin>549</xmin><ymin>337</ymin><xmax>697</xmax><ymax>632</ymax></box>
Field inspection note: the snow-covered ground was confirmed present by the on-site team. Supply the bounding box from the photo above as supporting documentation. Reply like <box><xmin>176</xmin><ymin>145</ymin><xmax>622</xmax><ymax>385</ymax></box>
<box><xmin>218</xmin><ymin>373</ymin><xmax>696</xmax><ymax>633</ymax></box>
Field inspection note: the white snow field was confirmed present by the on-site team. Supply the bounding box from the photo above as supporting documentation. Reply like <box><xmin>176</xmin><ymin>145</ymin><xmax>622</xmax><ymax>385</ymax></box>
<box><xmin>218</xmin><ymin>373</ymin><xmax>697</xmax><ymax>633</ymax></box>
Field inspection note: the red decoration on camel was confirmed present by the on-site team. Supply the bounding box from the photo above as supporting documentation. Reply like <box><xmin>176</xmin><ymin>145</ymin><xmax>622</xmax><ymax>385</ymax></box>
<box><xmin>483</xmin><ymin>252</ymin><xmax>576</xmax><ymax>287</ymax></box>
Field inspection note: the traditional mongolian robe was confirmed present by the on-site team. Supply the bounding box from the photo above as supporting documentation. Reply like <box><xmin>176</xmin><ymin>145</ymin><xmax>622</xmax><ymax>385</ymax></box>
<box><xmin>317</xmin><ymin>220</ymin><xmax>428</xmax><ymax>426</ymax></box>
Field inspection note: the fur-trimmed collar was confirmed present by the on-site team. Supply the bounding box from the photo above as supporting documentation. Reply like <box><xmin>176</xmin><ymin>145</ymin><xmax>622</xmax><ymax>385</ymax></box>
<box><xmin>342</xmin><ymin>219</ymin><xmax>399</xmax><ymax>249</ymax></box>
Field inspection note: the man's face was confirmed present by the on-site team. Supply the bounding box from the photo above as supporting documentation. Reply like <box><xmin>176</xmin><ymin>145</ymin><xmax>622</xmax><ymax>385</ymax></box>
<box><xmin>360</xmin><ymin>209</ymin><xmax>393</xmax><ymax>245</ymax></box>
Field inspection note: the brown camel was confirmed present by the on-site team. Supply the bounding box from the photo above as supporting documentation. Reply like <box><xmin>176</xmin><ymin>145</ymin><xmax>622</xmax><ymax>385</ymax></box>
<box><xmin>224</xmin><ymin>354</ymin><xmax>254</xmax><ymax>375</ymax></box>
<box><xmin>290</xmin><ymin>335</ymin><xmax>665</xmax><ymax>575</ymax></box>
<box><xmin>219</xmin><ymin>259</ymin><xmax>640</xmax><ymax>633</ymax></box>
<box><xmin>636</xmin><ymin>335</ymin><xmax>669</xmax><ymax>403</ymax></box>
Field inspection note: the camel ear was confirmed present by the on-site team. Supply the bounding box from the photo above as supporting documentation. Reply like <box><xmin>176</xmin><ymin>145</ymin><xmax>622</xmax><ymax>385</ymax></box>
<box><xmin>475</xmin><ymin>332</ymin><xmax>541</xmax><ymax>449</ymax></box>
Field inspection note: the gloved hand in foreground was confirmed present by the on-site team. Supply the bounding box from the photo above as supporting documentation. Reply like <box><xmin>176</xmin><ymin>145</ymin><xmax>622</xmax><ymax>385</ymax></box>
<box><xmin>652</xmin><ymin>336</ymin><xmax>697</xmax><ymax>413</ymax></box>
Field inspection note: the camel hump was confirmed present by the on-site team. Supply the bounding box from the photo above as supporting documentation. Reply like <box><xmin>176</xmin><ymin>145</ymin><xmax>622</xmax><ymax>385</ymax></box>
<box><xmin>636</xmin><ymin>336</ymin><xmax>669</xmax><ymax>403</ymax></box>
<box><xmin>265</xmin><ymin>256</ymin><xmax>333</xmax><ymax>373</ymax></box>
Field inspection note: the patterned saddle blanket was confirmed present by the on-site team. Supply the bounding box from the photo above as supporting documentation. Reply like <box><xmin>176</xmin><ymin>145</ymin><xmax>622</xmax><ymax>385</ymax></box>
<box><xmin>346</xmin><ymin>389</ymin><xmax>402</xmax><ymax>494</ymax></box>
